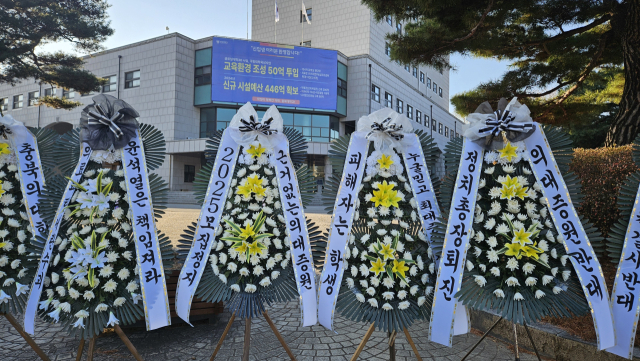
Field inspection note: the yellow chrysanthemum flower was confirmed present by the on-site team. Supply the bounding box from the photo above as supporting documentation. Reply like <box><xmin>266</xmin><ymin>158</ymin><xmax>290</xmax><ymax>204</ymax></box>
<box><xmin>499</xmin><ymin>185</ymin><xmax>515</xmax><ymax>200</ymax></box>
<box><xmin>512</xmin><ymin>228</ymin><xmax>533</xmax><ymax>246</ymax></box>
<box><xmin>392</xmin><ymin>259</ymin><xmax>409</xmax><ymax>279</ymax></box>
<box><xmin>379</xmin><ymin>243</ymin><xmax>395</xmax><ymax>261</ymax></box>
<box><xmin>377</xmin><ymin>154</ymin><xmax>394</xmax><ymax>169</ymax></box>
<box><xmin>499</xmin><ymin>142</ymin><xmax>518</xmax><ymax>162</ymax></box>
<box><xmin>0</xmin><ymin>143</ymin><xmax>10</xmax><ymax>155</ymax></box>
<box><xmin>370</xmin><ymin>258</ymin><xmax>386</xmax><ymax>276</ymax></box>
<box><xmin>246</xmin><ymin>144</ymin><xmax>266</xmax><ymax>159</ymax></box>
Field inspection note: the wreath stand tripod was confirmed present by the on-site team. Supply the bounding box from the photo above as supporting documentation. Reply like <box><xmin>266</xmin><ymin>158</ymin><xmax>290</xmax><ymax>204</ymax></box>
<box><xmin>350</xmin><ymin>323</ymin><xmax>423</xmax><ymax>361</ymax></box>
<box><xmin>74</xmin><ymin>324</ymin><xmax>144</xmax><ymax>361</ymax></box>
<box><xmin>460</xmin><ymin>317</ymin><xmax>542</xmax><ymax>361</ymax></box>
<box><xmin>1</xmin><ymin>312</ymin><xmax>50</xmax><ymax>361</ymax></box>
<box><xmin>209</xmin><ymin>310</ymin><xmax>296</xmax><ymax>361</ymax></box>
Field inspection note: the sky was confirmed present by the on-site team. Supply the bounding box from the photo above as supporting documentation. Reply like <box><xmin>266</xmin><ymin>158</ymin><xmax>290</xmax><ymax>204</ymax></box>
<box><xmin>42</xmin><ymin>0</ymin><xmax>509</xmax><ymax>116</ymax></box>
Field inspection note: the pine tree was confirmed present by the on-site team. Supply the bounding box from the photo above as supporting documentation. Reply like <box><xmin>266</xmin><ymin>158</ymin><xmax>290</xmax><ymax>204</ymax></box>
<box><xmin>0</xmin><ymin>1</ymin><xmax>114</xmax><ymax>110</ymax></box>
<box><xmin>363</xmin><ymin>0</ymin><xmax>639</xmax><ymax>146</ymax></box>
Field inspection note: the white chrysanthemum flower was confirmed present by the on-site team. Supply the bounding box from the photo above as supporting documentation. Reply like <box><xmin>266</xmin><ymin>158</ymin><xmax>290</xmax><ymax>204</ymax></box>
<box><xmin>535</xmin><ymin>290</ymin><xmax>546</xmax><ymax>299</ymax></box>
<box><xmin>489</xmin><ymin>267</ymin><xmax>500</xmax><ymax>277</ymax></box>
<box><xmin>525</xmin><ymin>277</ymin><xmax>537</xmax><ymax>286</ymax></box>
<box><xmin>382</xmin><ymin>291</ymin><xmax>394</xmax><ymax>300</ymax></box>
<box><xmin>126</xmin><ymin>281</ymin><xmax>139</xmax><ymax>292</ymax></box>
<box><xmin>381</xmin><ymin>303</ymin><xmax>393</xmax><ymax>311</ymax></box>
<box><xmin>259</xmin><ymin>277</ymin><xmax>271</xmax><ymax>287</ymax></box>
<box><xmin>506</xmin><ymin>277</ymin><xmax>520</xmax><ymax>287</ymax></box>
<box><xmin>493</xmin><ymin>289</ymin><xmax>505</xmax><ymax>298</ymax></box>
<box><xmin>562</xmin><ymin>270</ymin><xmax>571</xmax><ymax>281</ymax></box>
<box><xmin>522</xmin><ymin>263</ymin><xmax>535</xmax><ymax>275</ymax></box>
<box><xmin>425</xmin><ymin>286</ymin><xmax>434</xmax><ymax>296</ymax></box>
<box><xmin>506</xmin><ymin>257</ymin><xmax>519</xmax><ymax>270</ymax></box>
<box><xmin>10</xmin><ymin>259</ymin><xmax>20</xmax><ymax>269</ymax></box>
<box><xmin>474</xmin><ymin>275</ymin><xmax>487</xmax><ymax>287</ymax></box>
<box><xmin>355</xmin><ymin>293</ymin><xmax>366</xmax><ymax>303</ymax></box>
<box><xmin>466</xmin><ymin>260</ymin><xmax>474</xmax><ymax>271</ymax></box>
<box><xmin>514</xmin><ymin>292</ymin><xmax>524</xmax><ymax>301</ymax></box>
<box><xmin>552</xmin><ymin>286</ymin><xmax>563</xmax><ymax>294</ymax></box>
<box><xmin>368</xmin><ymin>298</ymin><xmax>379</xmax><ymax>308</ymax></box>
<box><xmin>83</xmin><ymin>291</ymin><xmax>95</xmax><ymax>300</ymax></box>
<box><xmin>488</xmin><ymin>187</ymin><xmax>502</xmax><ymax>198</ymax></box>
<box><xmin>486</xmin><ymin>250</ymin><xmax>499</xmax><ymax>263</ymax></box>
<box><xmin>95</xmin><ymin>303</ymin><xmax>108</xmax><ymax>312</ymax></box>
<box><xmin>495</xmin><ymin>223</ymin><xmax>509</xmax><ymax>234</ymax></box>
<box><xmin>383</xmin><ymin>277</ymin><xmax>395</xmax><ymax>289</ymax></box>
<box><xmin>366</xmin><ymin>287</ymin><xmax>376</xmax><ymax>296</ymax></box>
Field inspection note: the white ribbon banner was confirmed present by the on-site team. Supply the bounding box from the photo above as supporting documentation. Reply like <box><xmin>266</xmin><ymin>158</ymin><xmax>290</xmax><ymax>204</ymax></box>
<box><xmin>402</xmin><ymin>133</ymin><xmax>440</xmax><ymax>242</ymax></box>
<box><xmin>272</xmin><ymin>133</ymin><xmax>318</xmax><ymax>326</ymax></box>
<box><xmin>608</xmin><ymin>181</ymin><xmax>640</xmax><ymax>359</ymax></box>
<box><xmin>24</xmin><ymin>143</ymin><xmax>93</xmax><ymax>335</ymax></box>
<box><xmin>175</xmin><ymin>128</ymin><xmax>240</xmax><ymax>325</ymax></box>
<box><xmin>122</xmin><ymin>131</ymin><xmax>171</xmax><ymax>330</ymax></box>
<box><xmin>523</xmin><ymin>126</ymin><xmax>615</xmax><ymax>350</ymax></box>
<box><xmin>430</xmin><ymin>138</ymin><xmax>483</xmax><ymax>346</ymax></box>
<box><xmin>318</xmin><ymin>132</ymin><xmax>368</xmax><ymax>330</ymax></box>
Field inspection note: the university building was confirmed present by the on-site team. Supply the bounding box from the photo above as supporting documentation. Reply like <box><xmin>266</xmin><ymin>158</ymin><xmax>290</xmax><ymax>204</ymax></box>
<box><xmin>0</xmin><ymin>0</ymin><xmax>464</xmax><ymax>201</ymax></box>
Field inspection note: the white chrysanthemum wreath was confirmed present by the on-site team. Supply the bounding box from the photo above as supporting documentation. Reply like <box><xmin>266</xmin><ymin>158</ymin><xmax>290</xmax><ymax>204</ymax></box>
<box><xmin>344</xmin><ymin>147</ymin><xmax>435</xmax><ymax>311</ymax></box>
<box><xmin>208</xmin><ymin>141</ymin><xmax>292</xmax><ymax>294</ymax></box>
<box><xmin>40</xmin><ymin>167</ymin><xmax>139</xmax><ymax>329</ymax></box>
<box><xmin>469</xmin><ymin>141</ymin><xmax>572</xmax><ymax>301</ymax></box>
<box><xmin>0</xmin><ymin>141</ymin><xmax>35</xmax><ymax>309</ymax></box>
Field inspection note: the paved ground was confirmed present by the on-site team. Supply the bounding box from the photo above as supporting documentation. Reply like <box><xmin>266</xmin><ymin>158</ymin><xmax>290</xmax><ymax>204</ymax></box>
<box><xmin>0</xmin><ymin>206</ymin><xmax>535</xmax><ymax>361</ymax></box>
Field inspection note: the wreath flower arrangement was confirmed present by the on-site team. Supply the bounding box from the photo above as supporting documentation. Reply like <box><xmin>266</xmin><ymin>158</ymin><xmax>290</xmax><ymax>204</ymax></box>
<box><xmin>0</xmin><ymin>141</ymin><xmax>36</xmax><ymax>309</ymax></box>
<box><xmin>208</xmin><ymin>141</ymin><xmax>291</xmax><ymax>294</ymax></box>
<box><xmin>468</xmin><ymin>141</ymin><xmax>570</xmax><ymax>302</ymax></box>
<box><xmin>343</xmin><ymin>147</ymin><xmax>434</xmax><ymax>312</ymax></box>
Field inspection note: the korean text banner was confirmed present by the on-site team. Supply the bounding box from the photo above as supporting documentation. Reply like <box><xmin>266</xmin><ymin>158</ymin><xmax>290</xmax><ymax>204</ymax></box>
<box><xmin>211</xmin><ymin>37</ymin><xmax>338</xmax><ymax>111</ymax></box>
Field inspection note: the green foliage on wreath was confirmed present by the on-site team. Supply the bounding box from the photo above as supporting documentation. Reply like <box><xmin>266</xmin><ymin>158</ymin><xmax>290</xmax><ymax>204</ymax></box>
<box><xmin>33</xmin><ymin>123</ymin><xmax>172</xmax><ymax>339</ymax></box>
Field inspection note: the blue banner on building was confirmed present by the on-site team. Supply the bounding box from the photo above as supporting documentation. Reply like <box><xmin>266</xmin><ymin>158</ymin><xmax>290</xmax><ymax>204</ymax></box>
<box><xmin>211</xmin><ymin>37</ymin><xmax>338</xmax><ymax>111</ymax></box>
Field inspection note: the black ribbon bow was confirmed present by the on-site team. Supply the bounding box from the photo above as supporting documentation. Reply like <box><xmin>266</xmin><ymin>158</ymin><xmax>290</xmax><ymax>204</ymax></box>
<box><xmin>368</xmin><ymin>117</ymin><xmax>404</xmax><ymax>141</ymax></box>
<box><xmin>478</xmin><ymin>109</ymin><xmax>534</xmax><ymax>138</ymax></box>
<box><xmin>239</xmin><ymin>115</ymin><xmax>277</xmax><ymax>135</ymax></box>
<box><xmin>80</xmin><ymin>94</ymin><xmax>139</xmax><ymax>150</ymax></box>
<box><xmin>0</xmin><ymin>124</ymin><xmax>12</xmax><ymax>139</ymax></box>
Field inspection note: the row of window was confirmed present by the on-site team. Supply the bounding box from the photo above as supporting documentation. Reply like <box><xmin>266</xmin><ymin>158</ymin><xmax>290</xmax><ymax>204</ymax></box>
<box><xmin>200</xmin><ymin>107</ymin><xmax>340</xmax><ymax>143</ymax></box>
<box><xmin>0</xmin><ymin>71</ymin><xmax>140</xmax><ymax>111</ymax></box>
<box><xmin>371</xmin><ymin>84</ymin><xmax>459</xmax><ymax>140</ymax></box>
<box><xmin>384</xmin><ymin>45</ymin><xmax>444</xmax><ymax>98</ymax></box>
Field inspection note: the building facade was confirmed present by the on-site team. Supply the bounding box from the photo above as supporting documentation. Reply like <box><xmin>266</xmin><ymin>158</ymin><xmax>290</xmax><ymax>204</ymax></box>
<box><xmin>0</xmin><ymin>1</ymin><xmax>464</xmax><ymax>198</ymax></box>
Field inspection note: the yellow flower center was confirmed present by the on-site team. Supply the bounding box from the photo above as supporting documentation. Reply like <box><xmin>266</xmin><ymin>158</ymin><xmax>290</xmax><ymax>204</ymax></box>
<box><xmin>512</xmin><ymin>228</ymin><xmax>533</xmax><ymax>246</ymax></box>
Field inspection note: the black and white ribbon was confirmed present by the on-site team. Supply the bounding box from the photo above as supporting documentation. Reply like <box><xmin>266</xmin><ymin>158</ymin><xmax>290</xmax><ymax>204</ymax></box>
<box><xmin>239</xmin><ymin>115</ymin><xmax>277</xmax><ymax>136</ymax></box>
<box><xmin>87</xmin><ymin>104</ymin><xmax>125</xmax><ymax>138</ymax></box>
<box><xmin>367</xmin><ymin>117</ymin><xmax>404</xmax><ymax>142</ymax></box>
<box><xmin>477</xmin><ymin>109</ymin><xmax>534</xmax><ymax>138</ymax></box>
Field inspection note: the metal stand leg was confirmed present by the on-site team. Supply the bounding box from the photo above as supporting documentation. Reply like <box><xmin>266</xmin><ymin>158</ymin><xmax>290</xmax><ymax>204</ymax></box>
<box><xmin>242</xmin><ymin>318</ymin><xmax>251</xmax><ymax>361</ymax></box>
<box><xmin>461</xmin><ymin>316</ymin><xmax>503</xmax><ymax>361</ymax></box>
<box><xmin>388</xmin><ymin>331</ymin><xmax>396</xmax><ymax>361</ymax></box>
<box><xmin>403</xmin><ymin>328</ymin><xmax>423</xmax><ymax>361</ymax></box>
<box><xmin>2</xmin><ymin>313</ymin><xmax>50</xmax><ymax>361</ymax></box>
<box><xmin>86</xmin><ymin>337</ymin><xmax>96</xmax><ymax>361</ymax></box>
<box><xmin>513</xmin><ymin>323</ymin><xmax>520</xmax><ymax>361</ymax></box>
<box><xmin>209</xmin><ymin>313</ymin><xmax>236</xmax><ymax>361</ymax></box>
<box><xmin>350</xmin><ymin>323</ymin><xmax>376</xmax><ymax>361</ymax></box>
<box><xmin>263</xmin><ymin>311</ymin><xmax>296</xmax><ymax>360</ymax></box>
<box><xmin>523</xmin><ymin>322</ymin><xmax>542</xmax><ymax>361</ymax></box>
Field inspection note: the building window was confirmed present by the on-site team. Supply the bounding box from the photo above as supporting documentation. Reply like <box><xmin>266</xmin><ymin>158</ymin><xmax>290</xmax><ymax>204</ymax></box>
<box><xmin>438</xmin><ymin>123</ymin><xmax>443</xmax><ymax>135</ymax></box>
<box><xmin>432</xmin><ymin>119</ymin><xmax>437</xmax><ymax>131</ymax></box>
<box><xmin>371</xmin><ymin>84</ymin><xmax>380</xmax><ymax>102</ymax></box>
<box><xmin>385</xmin><ymin>43</ymin><xmax>391</xmax><ymax>57</ymax></box>
<box><xmin>433</xmin><ymin>82</ymin><xmax>438</xmax><ymax>92</ymax></box>
<box><xmin>302</xmin><ymin>40</ymin><xmax>311</xmax><ymax>46</ymax></box>
<box><xmin>427</xmin><ymin>77</ymin><xmax>431</xmax><ymax>88</ymax></box>
<box><xmin>62</xmin><ymin>89</ymin><xmax>75</xmax><ymax>99</ymax></box>
<box><xmin>451</xmin><ymin>131</ymin><xmax>455</xmax><ymax>140</ymax></box>
<box><xmin>416</xmin><ymin>110</ymin><xmax>422</xmax><ymax>123</ymax></box>
<box><xmin>439</xmin><ymin>87</ymin><xmax>443</xmax><ymax>97</ymax></box>
<box><xmin>28</xmin><ymin>91</ymin><xmax>39</xmax><ymax>106</ymax></box>
<box><xmin>102</xmin><ymin>75</ymin><xmax>117</xmax><ymax>92</ymax></box>
<box><xmin>425</xmin><ymin>114</ymin><xmax>430</xmax><ymax>127</ymax></box>
<box><xmin>396</xmin><ymin>99</ymin><xmax>403</xmax><ymax>113</ymax></box>
<box><xmin>184</xmin><ymin>165</ymin><xmax>196</xmax><ymax>183</ymax></box>
<box><xmin>125</xmin><ymin>70</ymin><xmax>140</xmax><ymax>88</ymax></box>
<box><xmin>0</xmin><ymin>98</ymin><xmax>7</xmax><ymax>112</ymax></box>
<box><xmin>384</xmin><ymin>92</ymin><xmax>392</xmax><ymax>108</ymax></box>
<box><xmin>396</xmin><ymin>23</ymin><xmax>402</xmax><ymax>34</ymax></box>
<box><xmin>300</xmin><ymin>8</ymin><xmax>312</xmax><ymax>22</ymax></box>
<box><xmin>412</xmin><ymin>67</ymin><xmax>417</xmax><ymax>78</ymax></box>
<box><xmin>420</xmin><ymin>72</ymin><xmax>425</xmax><ymax>83</ymax></box>
<box><xmin>44</xmin><ymin>88</ymin><xmax>56</xmax><ymax>97</ymax></box>
<box><xmin>407</xmin><ymin>105</ymin><xmax>413</xmax><ymax>119</ymax></box>
<box><xmin>13</xmin><ymin>95</ymin><xmax>23</xmax><ymax>109</ymax></box>
<box><xmin>445</xmin><ymin>126</ymin><xmax>449</xmax><ymax>137</ymax></box>
<box><xmin>404</xmin><ymin>65</ymin><xmax>410</xmax><ymax>72</ymax></box>
<box><xmin>337</xmin><ymin>78</ymin><xmax>347</xmax><ymax>98</ymax></box>
<box><xmin>290</xmin><ymin>113</ymin><xmax>339</xmax><ymax>143</ymax></box>
<box><xmin>195</xmin><ymin>65</ymin><xmax>211</xmax><ymax>86</ymax></box>
<box><xmin>386</xmin><ymin>15</ymin><xmax>392</xmax><ymax>25</ymax></box>
<box><xmin>456</xmin><ymin>132</ymin><xmax>460</xmax><ymax>138</ymax></box>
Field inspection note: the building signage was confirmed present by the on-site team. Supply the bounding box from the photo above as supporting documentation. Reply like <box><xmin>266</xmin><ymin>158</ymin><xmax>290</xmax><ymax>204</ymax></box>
<box><xmin>211</xmin><ymin>37</ymin><xmax>337</xmax><ymax>111</ymax></box>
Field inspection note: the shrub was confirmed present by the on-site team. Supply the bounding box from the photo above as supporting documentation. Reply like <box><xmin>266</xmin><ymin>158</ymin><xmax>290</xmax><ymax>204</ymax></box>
<box><xmin>570</xmin><ymin>145</ymin><xmax>639</xmax><ymax>239</ymax></box>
